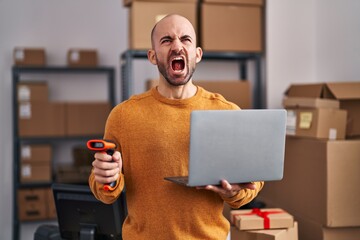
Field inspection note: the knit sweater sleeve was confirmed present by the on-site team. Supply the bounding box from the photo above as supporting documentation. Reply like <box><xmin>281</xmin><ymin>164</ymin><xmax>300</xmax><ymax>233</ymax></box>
<box><xmin>221</xmin><ymin>181</ymin><xmax>264</xmax><ymax>209</ymax></box>
<box><xmin>88</xmin><ymin>104</ymin><xmax>126</xmax><ymax>204</ymax></box>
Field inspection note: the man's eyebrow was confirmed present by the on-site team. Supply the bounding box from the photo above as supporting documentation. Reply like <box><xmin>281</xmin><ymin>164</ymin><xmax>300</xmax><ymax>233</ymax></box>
<box><xmin>160</xmin><ymin>35</ymin><xmax>172</xmax><ymax>42</ymax></box>
<box><xmin>180</xmin><ymin>35</ymin><xmax>193</xmax><ymax>40</ymax></box>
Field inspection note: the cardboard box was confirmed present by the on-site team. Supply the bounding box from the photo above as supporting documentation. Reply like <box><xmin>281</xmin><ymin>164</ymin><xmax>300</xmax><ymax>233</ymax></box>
<box><xmin>65</xmin><ymin>102</ymin><xmax>111</xmax><ymax>136</ymax></box>
<box><xmin>17</xmin><ymin>82</ymin><xmax>49</xmax><ymax>102</ymax></box>
<box><xmin>67</xmin><ymin>49</ymin><xmax>98</xmax><ymax>67</ymax></box>
<box><xmin>231</xmin><ymin>208</ymin><xmax>294</xmax><ymax>230</ymax></box>
<box><xmin>72</xmin><ymin>146</ymin><xmax>94</xmax><ymax>166</ymax></box>
<box><xmin>285</xmin><ymin>82</ymin><xmax>360</xmax><ymax>137</ymax></box>
<box><xmin>14</xmin><ymin>48</ymin><xmax>46</xmax><ymax>66</ymax></box>
<box><xmin>20</xmin><ymin>144</ymin><xmax>52</xmax><ymax>163</ymax></box>
<box><xmin>129</xmin><ymin>1</ymin><xmax>197</xmax><ymax>49</ymax></box>
<box><xmin>123</xmin><ymin>0</ymin><xmax>197</xmax><ymax>7</ymax></box>
<box><xmin>201</xmin><ymin>1</ymin><xmax>263</xmax><ymax>52</ymax></box>
<box><xmin>258</xmin><ymin>137</ymin><xmax>360</xmax><ymax>227</ymax></box>
<box><xmin>18</xmin><ymin>102</ymin><xmax>66</xmax><ymax>137</ymax></box>
<box><xmin>231</xmin><ymin>221</ymin><xmax>298</xmax><ymax>240</ymax></box>
<box><xmin>18</xmin><ymin>188</ymin><xmax>47</xmax><ymax>221</ymax></box>
<box><xmin>55</xmin><ymin>164</ymin><xmax>92</xmax><ymax>183</ymax></box>
<box><xmin>146</xmin><ymin>79</ymin><xmax>252</xmax><ymax>109</ymax></box>
<box><xmin>285</xmin><ymin>108</ymin><xmax>347</xmax><ymax>140</ymax></box>
<box><xmin>20</xmin><ymin>162</ymin><xmax>51</xmax><ymax>183</ymax></box>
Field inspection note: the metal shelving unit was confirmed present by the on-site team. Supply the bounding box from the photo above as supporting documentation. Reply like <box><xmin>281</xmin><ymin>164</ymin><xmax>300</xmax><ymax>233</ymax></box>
<box><xmin>12</xmin><ymin>66</ymin><xmax>116</xmax><ymax>240</ymax></box>
<box><xmin>120</xmin><ymin>50</ymin><xmax>264</xmax><ymax>108</ymax></box>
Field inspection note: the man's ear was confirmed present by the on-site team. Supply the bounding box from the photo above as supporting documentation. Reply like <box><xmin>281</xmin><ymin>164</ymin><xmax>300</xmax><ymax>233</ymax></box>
<box><xmin>147</xmin><ymin>49</ymin><xmax>157</xmax><ymax>65</ymax></box>
<box><xmin>195</xmin><ymin>47</ymin><xmax>203</xmax><ymax>64</ymax></box>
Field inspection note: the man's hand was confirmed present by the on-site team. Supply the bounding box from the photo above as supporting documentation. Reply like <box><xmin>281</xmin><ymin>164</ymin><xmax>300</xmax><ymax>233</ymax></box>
<box><xmin>92</xmin><ymin>150</ymin><xmax>122</xmax><ymax>184</ymax></box>
<box><xmin>197</xmin><ymin>180</ymin><xmax>256</xmax><ymax>198</ymax></box>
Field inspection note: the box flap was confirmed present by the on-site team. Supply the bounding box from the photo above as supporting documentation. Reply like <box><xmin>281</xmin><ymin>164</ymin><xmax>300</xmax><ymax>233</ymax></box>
<box><xmin>283</xmin><ymin>97</ymin><xmax>340</xmax><ymax>109</ymax></box>
<box><xmin>325</xmin><ymin>82</ymin><xmax>360</xmax><ymax>100</ymax></box>
<box><xmin>285</xmin><ymin>83</ymin><xmax>326</xmax><ymax>98</ymax></box>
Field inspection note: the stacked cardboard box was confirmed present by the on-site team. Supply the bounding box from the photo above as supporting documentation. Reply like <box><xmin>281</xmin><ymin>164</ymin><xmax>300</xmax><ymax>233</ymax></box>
<box><xmin>123</xmin><ymin>0</ymin><xmax>263</xmax><ymax>52</ymax></box>
<box><xmin>124</xmin><ymin>0</ymin><xmax>197</xmax><ymax>50</ymax></box>
<box><xmin>17</xmin><ymin>82</ymin><xmax>111</xmax><ymax>137</ymax></box>
<box><xmin>201</xmin><ymin>0</ymin><xmax>264</xmax><ymax>52</ymax></box>
<box><xmin>20</xmin><ymin>144</ymin><xmax>52</xmax><ymax>183</ymax></box>
<box><xmin>225</xmin><ymin>206</ymin><xmax>298</xmax><ymax>239</ymax></box>
<box><xmin>257</xmin><ymin>82</ymin><xmax>360</xmax><ymax>240</ymax></box>
<box><xmin>146</xmin><ymin>79</ymin><xmax>252</xmax><ymax>109</ymax></box>
<box><xmin>17</xmin><ymin>187</ymin><xmax>56</xmax><ymax>221</ymax></box>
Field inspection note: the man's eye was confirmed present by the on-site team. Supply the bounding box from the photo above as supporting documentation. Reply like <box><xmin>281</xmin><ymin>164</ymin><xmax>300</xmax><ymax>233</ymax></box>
<box><xmin>161</xmin><ymin>39</ymin><xmax>171</xmax><ymax>44</ymax></box>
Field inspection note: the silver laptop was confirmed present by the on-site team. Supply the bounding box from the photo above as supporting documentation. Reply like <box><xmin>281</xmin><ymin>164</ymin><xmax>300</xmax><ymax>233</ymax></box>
<box><xmin>164</xmin><ymin>109</ymin><xmax>287</xmax><ymax>187</ymax></box>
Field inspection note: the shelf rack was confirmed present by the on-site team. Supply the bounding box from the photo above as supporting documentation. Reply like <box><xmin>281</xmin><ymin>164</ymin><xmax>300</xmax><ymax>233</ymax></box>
<box><xmin>11</xmin><ymin>66</ymin><xmax>115</xmax><ymax>240</ymax></box>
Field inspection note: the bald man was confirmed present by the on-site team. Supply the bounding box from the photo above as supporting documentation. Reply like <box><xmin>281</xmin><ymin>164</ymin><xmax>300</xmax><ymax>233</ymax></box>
<box><xmin>89</xmin><ymin>14</ymin><xmax>264</xmax><ymax>240</ymax></box>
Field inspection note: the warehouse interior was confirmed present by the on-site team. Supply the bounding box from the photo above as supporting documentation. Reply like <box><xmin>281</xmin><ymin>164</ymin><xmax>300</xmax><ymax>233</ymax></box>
<box><xmin>1</xmin><ymin>0</ymin><xmax>360</xmax><ymax>240</ymax></box>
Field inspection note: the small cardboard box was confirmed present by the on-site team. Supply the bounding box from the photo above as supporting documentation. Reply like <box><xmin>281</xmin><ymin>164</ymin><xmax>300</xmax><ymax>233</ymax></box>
<box><xmin>67</xmin><ymin>49</ymin><xmax>98</xmax><ymax>67</ymax></box>
<box><xmin>17</xmin><ymin>82</ymin><xmax>49</xmax><ymax>102</ymax></box>
<box><xmin>65</xmin><ymin>102</ymin><xmax>111</xmax><ymax>136</ymax></box>
<box><xmin>231</xmin><ymin>208</ymin><xmax>294</xmax><ymax>230</ymax></box>
<box><xmin>14</xmin><ymin>48</ymin><xmax>46</xmax><ymax>66</ymax></box>
<box><xmin>201</xmin><ymin>0</ymin><xmax>263</xmax><ymax>52</ymax></box>
<box><xmin>18</xmin><ymin>102</ymin><xmax>66</xmax><ymax>137</ymax></box>
<box><xmin>20</xmin><ymin>162</ymin><xmax>51</xmax><ymax>183</ymax></box>
<box><xmin>55</xmin><ymin>164</ymin><xmax>92</xmax><ymax>183</ymax></box>
<box><xmin>285</xmin><ymin>82</ymin><xmax>360</xmax><ymax>137</ymax></box>
<box><xmin>285</xmin><ymin>108</ymin><xmax>347</xmax><ymax>140</ymax></box>
<box><xmin>20</xmin><ymin>144</ymin><xmax>52</xmax><ymax>163</ymax></box>
<box><xmin>231</xmin><ymin>221</ymin><xmax>298</xmax><ymax>240</ymax></box>
<box><xmin>129</xmin><ymin>1</ymin><xmax>197</xmax><ymax>49</ymax></box>
<box><xmin>146</xmin><ymin>79</ymin><xmax>252</xmax><ymax>109</ymax></box>
<box><xmin>258</xmin><ymin>137</ymin><xmax>360</xmax><ymax>227</ymax></box>
<box><xmin>18</xmin><ymin>188</ymin><xmax>47</xmax><ymax>221</ymax></box>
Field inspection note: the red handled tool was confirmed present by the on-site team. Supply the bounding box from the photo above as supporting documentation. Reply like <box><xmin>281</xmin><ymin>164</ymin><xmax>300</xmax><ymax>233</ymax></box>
<box><xmin>87</xmin><ymin>139</ymin><xmax>117</xmax><ymax>191</ymax></box>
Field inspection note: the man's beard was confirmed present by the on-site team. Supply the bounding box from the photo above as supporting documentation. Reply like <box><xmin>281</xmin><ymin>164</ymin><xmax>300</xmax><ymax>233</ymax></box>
<box><xmin>156</xmin><ymin>54</ymin><xmax>196</xmax><ymax>86</ymax></box>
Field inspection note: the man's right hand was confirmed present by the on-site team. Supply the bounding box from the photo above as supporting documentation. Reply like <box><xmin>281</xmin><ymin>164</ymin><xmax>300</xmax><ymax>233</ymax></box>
<box><xmin>91</xmin><ymin>150</ymin><xmax>122</xmax><ymax>185</ymax></box>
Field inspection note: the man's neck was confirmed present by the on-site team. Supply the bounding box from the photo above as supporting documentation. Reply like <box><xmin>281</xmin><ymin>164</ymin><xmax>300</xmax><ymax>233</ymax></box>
<box><xmin>157</xmin><ymin>80</ymin><xmax>197</xmax><ymax>100</ymax></box>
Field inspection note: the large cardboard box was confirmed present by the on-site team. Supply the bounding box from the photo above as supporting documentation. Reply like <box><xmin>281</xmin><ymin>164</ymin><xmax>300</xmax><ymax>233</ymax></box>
<box><xmin>18</xmin><ymin>188</ymin><xmax>47</xmax><ymax>221</ymax></box>
<box><xmin>201</xmin><ymin>0</ymin><xmax>263</xmax><ymax>52</ymax></box>
<box><xmin>231</xmin><ymin>208</ymin><xmax>294</xmax><ymax>230</ymax></box>
<box><xmin>285</xmin><ymin>82</ymin><xmax>360</xmax><ymax>137</ymax></box>
<box><xmin>20</xmin><ymin>144</ymin><xmax>52</xmax><ymax>163</ymax></box>
<box><xmin>129</xmin><ymin>1</ymin><xmax>197</xmax><ymax>49</ymax></box>
<box><xmin>17</xmin><ymin>82</ymin><xmax>49</xmax><ymax>102</ymax></box>
<box><xmin>67</xmin><ymin>49</ymin><xmax>98</xmax><ymax>67</ymax></box>
<box><xmin>146</xmin><ymin>79</ymin><xmax>252</xmax><ymax>109</ymax></box>
<box><xmin>285</xmin><ymin>108</ymin><xmax>347</xmax><ymax>140</ymax></box>
<box><xmin>14</xmin><ymin>48</ymin><xmax>46</xmax><ymax>66</ymax></box>
<box><xmin>18</xmin><ymin>102</ymin><xmax>66</xmax><ymax>137</ymax></box>
<box><xmin>231</xmin><ymin>222</ymin><xmax>298</xmax><ymax>240</ymax></box>
<box><xmin>65</xmin><ymin>102</ymin><xmax>111</xmax><ymax>136</ymax></box>
<box><xmin>258</xmin><ymin>137</ymin><xmax>360</xmax><ymax>227</ymax></box>
<box><xmin>295</xmin><ymin>214</ymin><xmax>360</xmax><ymax>240</ymax></box>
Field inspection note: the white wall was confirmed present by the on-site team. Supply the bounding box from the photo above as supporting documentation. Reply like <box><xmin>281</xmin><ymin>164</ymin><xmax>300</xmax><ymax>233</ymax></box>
<box><xmin>1</xmin><ymin>0</ymin><xmax>360</xmax><ymax>239</ymax></box>
<box><xmin>266</xmin><ymin>0</ymin><xmax>360</xmax><ymax>108</ymax></box>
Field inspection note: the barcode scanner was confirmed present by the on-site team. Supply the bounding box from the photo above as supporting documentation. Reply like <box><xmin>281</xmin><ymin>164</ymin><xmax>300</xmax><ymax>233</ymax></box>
<box><xmin>87</xmin><ymin>139</ymin><xmax>117</xmax><ymax>191</ymax></box>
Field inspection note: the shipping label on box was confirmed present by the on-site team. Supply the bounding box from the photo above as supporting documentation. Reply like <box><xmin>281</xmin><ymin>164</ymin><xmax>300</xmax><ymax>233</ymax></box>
<box><xmin>231</xmin><ymin>208</ymin><xmax>294</xmax><ymax>230</ymax></box>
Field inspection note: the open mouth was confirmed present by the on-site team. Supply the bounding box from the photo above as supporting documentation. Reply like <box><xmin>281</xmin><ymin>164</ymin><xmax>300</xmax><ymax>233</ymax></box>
<box><xmin>171</xmin><ymin>57</ymin><xmax>185</xmax><ymax>72</ymax></box>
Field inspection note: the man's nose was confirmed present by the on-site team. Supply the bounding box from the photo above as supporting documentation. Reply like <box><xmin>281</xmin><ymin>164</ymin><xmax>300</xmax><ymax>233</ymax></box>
<box><xmin>171</xmin><ymin>39</ymin><xmax>183</xmax><ymax>53</ymax></box>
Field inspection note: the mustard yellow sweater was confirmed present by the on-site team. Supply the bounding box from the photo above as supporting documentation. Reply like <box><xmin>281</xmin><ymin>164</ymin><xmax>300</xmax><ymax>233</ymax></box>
<box><xmin>89</xmin><ymin>86</ymin><xmax>263</xmax><ymax>240</ymax></box>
